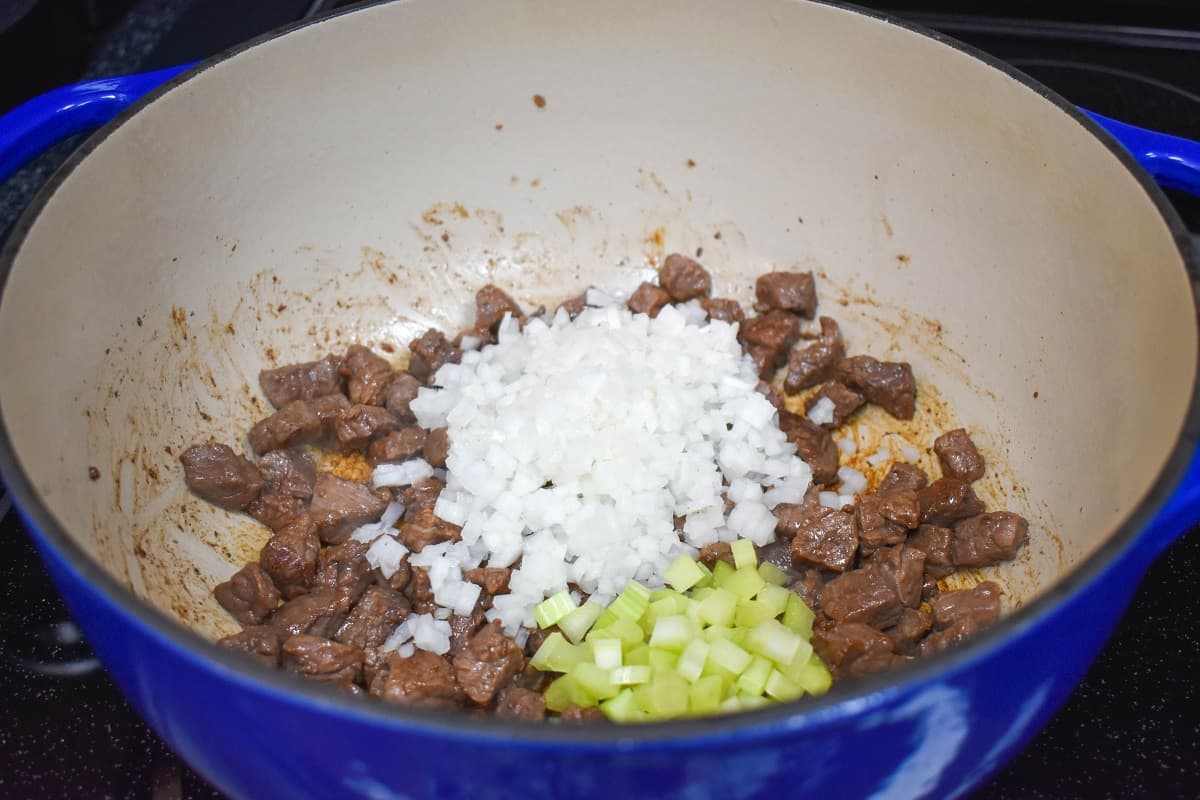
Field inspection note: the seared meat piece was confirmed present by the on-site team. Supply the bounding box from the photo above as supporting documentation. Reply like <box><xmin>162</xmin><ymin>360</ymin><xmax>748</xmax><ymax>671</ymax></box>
<box><xmin>335</xmin><ymin>405</ymin><xmax>403</xmax><ymax>450</ymax></box>
<box><xmin>258</xmin><ymin>448</ymin><xmax>316</xmax><ymax>499</ymax></box>
<box><xmin>366</xmin><ymin>426</ymin><xmax>427</xmax><ymax>463</ymax></box>
<box><xmin>872</xmin><ymin>544</ymin><xmax>926</xmax><ymax>608</ymax></box>
<box><xmin>754</xmin><ymin>271</ymin><xmax>816</xmax><ymax>317</ymax></box>
<box><xmin>268</xmin><ymin>590</ymin><xmax>343</xmax><ymax>639</ymax></box>
<box><xmin>787</xmin><ymin>570</ymin><xmax>824</xmax><ymax>612</ymax></box>
<box><xmin>790</xmin><ymin>508</ymin><xmax>858</xmax><ymax>572</ymax></box>
<box><xmin>804</xmin><ymin>381</ymin><xmax>864</xmax><ymax>427</ymax></box>
<box><xmin>907</xmin><ymin>524</ymin><xmax>955</xmax><ymax>580</ymax></box>
<box><xmin>375</xmin><ymin>557</ymin><xmax>412</xmax><ymax>594</ymax></box>
<box><xmin>422</xmin><ymin>427</ymin><xmax>450</xmax><ymax>468</ymax></box>
<box><xmin>878</xmin><ymin>490</ymin><xmax>920</xmax><ymax>529</ymax></box>
<box><xmin>879</xmin><ymin>462</ymin><xmax>929</xmax><ymax>493</ymax></box>
<box><xmin>341</xmin><ymin>344</ymin><xmax>395</xmax><ymax>407</ymax></box>
<box><xmin>813</xmin><ymin>622</ymin><xmax>898</xmax><ymax>678</ymax></box>
<box><xmin>309</xmin><ymin>473</ymin><xmax>390</xmax><ymax>544</ymax></box>
<box><xmin>627</xmin><ymin>282</ymin><xmax>671</xmax><ymax>317</ymax></box>
<box><xmin>448</xmin><ymin>610</ymin><xmax>488</xmax><ymax>657</ymax></box>
<box><xmin>777</xmin><ymin>410</ymin><xmax>838</xmax><ymax>484</ymax></box>
<box><xmin>396</xmin><ymin>506</ymin><xmax>461</xmax><ymax>552</ymax></box>
<box><xmin>401</xmin><ymin>476</ymin><xmax>445</xmax><ymax>513</ymax></box>
<box><xmin>309</xmin><ymin>393</ymin><xmax>352</xmax><ymax>427</ymax></box>
<box><xmin>217</xmin><ymin>625</ymin><xmax>280</xmax><ymax>668</ymax></box>
<box><xmin>698</xmin><ymin>542</ymin><xmax>734</xmax><ymax>568</ymax></box>
<box><xmin>181</xmin><ymin>443</ymin><xmax>264</xmax><ymax>510</ymax></box>
<box><xmin>335</xmin><ymin>586</ymin><xmax>411</xmax><ymax>650</ymax></box>
<box><xmin>247</xmin><ymin>491</ymin><xmax>308</xmax><ymax>533</ymax></box>
<box><xmin>282</xmin><ymin>634</ymin><xmax>364</xmax><ymax>690</ymax></box>
<box><xmin>247</xmin><ymin>400</ymin><xmax>323</xmax><ymax>454</ymax></box>
<box><xmin>463</xmin><ymin>567</ymin><xmax>512</xmax><ymax>596</ymax></box>
<box><xmin>259</xmin><ymin>355</ymin><xmax>343</xmax><ymax>409</ymax></box>
<box><xmin>214</xmin><ymin>563</ymin><xmax>281</xmax><ymax>626</ymax></box>
<box><xmin>884</xmin><ymin>607</ymin><xmax>932</xmax><ymax>656</ymax></box>
<box><xmin>739</xmin><ymin>310</ymin><xmax>801</xmax><ymax>379</ymax></box>
<box><xmin>658</xmin><ymin>253</ymin><xmax>712</xmax><ymax>301</ymax></box>
<box><xmin>384</xmin><ymin>372</ymin><xmax>422</xmax><ymax>422</ymax></box>
<box><xmin>821</xmin><ymin>545</ymin><xmax>924</xmax><ymax>628</ymax></box>
<box><xmin>784</xmin><ymin>317</ymin><xmax>844</xmax><ymax>393</ymax></box>
<box><xmin>855</xmin><ymin>494</ymin><xmax>906</xmax><ymax>557</ymax></box>
<box><xmin>314</xmin><ymin>540</ymin><xmax>375</xmax><ymax>612</ymax></box>
<box><xmin>557</xmin><ymin>293</ymin><xmax>588</xmax><ymax>319</ymax></box>
<box><xmin>453</xmin><ymin>622</ymin><xmax>526</xmax><ymax>705</ymax></box>
<box><xmin>933</xmin><ymin>428</ymin><xmax>986</xmax><ymax>483</ymax></box>
<box><xmin>774</xmin><ymin>491</ymin><xmax>828</xmax><ymax>539</ymax></box>
<box><xmin>920</xmin><ymin>581</ymin><xmax>1002</xmax><ymax>656</ymax></box>
<box><xmin>405</xmin><ymin>567</ymin><xmax>436</xmax><ymax>614</ymax></box>
<box><xmin>917</xmin><ymin>478</ymin><xmax>986</xmax><ymax>527</ymax></box>
<box><xmin>370</xmin><ymin>650</ymin><xmax>464</xmax><ymax>707</ymax></box>
<box><xmin>408</xmin><ymin>329</ymin><xmax>462</xmax><ymax>385</ymax></box>
<box><xmin>835</xmin><ymin>356</ymin><xmax>917</xmax><ymax>420</ymax></box>
<box><xmin>475</xmin><ymin>284</ymin><xmax>525</xmax><ymax>332</ymax></box>
<box><xmin>757</xmin><ymin>380</ymin><xmax>785</xmax><ymax>411</ymax></box>
<box><xmin>259</xmin><ymin>516</ymin><xmax>321</xmax><ymax>597</ymax></box>
<box><xmin>701</xmin><ymin>297</ymin><xmax>745</xmax><ymax>324</ymax></box>
<box><xmin>496</xmin><ymin>686</ymin><xmax>547</xmax><ymax>720</ymax></box>
<box><xmin>951</xmin><ymin>512</ymin><xmax>1028</xmax><ymax>567</ymax></box>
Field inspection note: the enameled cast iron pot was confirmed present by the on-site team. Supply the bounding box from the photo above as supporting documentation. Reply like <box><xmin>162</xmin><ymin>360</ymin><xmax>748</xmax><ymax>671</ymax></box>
<box><xmin>2</xmin><ymin>2</ymin><xmax>1200</xmax><ymax>798</ymax></box>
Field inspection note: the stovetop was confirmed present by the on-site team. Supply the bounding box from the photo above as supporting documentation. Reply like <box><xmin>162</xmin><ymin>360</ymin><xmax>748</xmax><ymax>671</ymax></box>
<box><xmin>1</xmin><ymin>2</ymin><xmax>1198</xmax><ymax>798</ymax></box>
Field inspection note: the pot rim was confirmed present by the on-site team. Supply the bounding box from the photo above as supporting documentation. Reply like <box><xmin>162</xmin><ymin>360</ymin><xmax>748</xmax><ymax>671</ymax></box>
<box><xmin>0</xmin><ymin>0</ymin><xmax>1197</xmax><ymax>747</ymax></box>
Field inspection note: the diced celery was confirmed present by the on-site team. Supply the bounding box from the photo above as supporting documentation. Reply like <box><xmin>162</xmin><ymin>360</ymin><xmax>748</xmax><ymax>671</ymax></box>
<box><xmin>635</xmin><ymin>669</ymin><xmax>689</xmax><ymax>718</ymax></box>
<box><xmin>684</xmin><ymin>598</ymin><xmax>704</xmax><ymax>625</ymax></box>
<box><xmin>592</xmin><ymin>637</ymin><xmax>622</xmax><ymax>670</ymax></box>
<box><xmin>647</xmin><ymin>647</ymin><xmax>679</xmax><ymax>672</ymax></box>
<box><xmin>731</xmin><ymin>538</ymin><xmax>757</xmax><ymax>569</ymax></box>
<box><xmin>711</xmin><ymin>559</ymin><xmax>735</xmax><ymax>586</ymax></box>
<box><xmin>557</xmin><ymin>601</ymin><xmax>604</xmax><ymax>644</ymax></box>
<box><xmin>723</xmin><ymin>565</ymin><xmax>767</xmax><ymax>601</ymax></box>
<box><xmin>698</xmin><ymin>587</ymin><xmax>738</xmax><ymax>627</ymax></box>
<box><xmin>544</xmin><ymin>674</ymin><xmax>596</xmax><ymax>711</ymax></box>
<box><xmin>664</xmin><ymin>554</ymin><xmax>707</xmax><ymax>592</ymax></box>
<box><xmin>694</xmin><ymin>560</ymin><xmax>714</xmax><ymax>588</ymax></box>
<box><xmin>718</xmin><ymin>696</ymin><xmax>743</xmax><ymax>713</ymax></box>
<box><xmin>709</xmin><ymin>637</ymin><xmax>753</xmax><ymax>674</ymax></box>
<box><xmin>746</xmin><ymin>619</ymin><xmax>802</xmax><ymax>667</ymax></box>
<box><xmin>625</xmin><ymin>643</ymin><xmax>651</xmax><ymax>666</ymax></box>
<box><xmin>600</xmin><ymin>687</ymin><xmax>646</xmax><ymax>722</ymax></box>
<box><xmin>530</xmin><ymin>632</ymin><xmax>586</xmax><ymax>673</ymax></box>
<box><xmin>648</xmin><ymin>614</ymin><xmax>697</xmax><ymax>651</ymax></box>
<box><xmin>609</xmin><ymin>581</ymin><xmax>651</xmax><ymax>622</ymax></box>
<box><xmin>736</xmin><ymin>656</ymin><xmax>772</xmax><ymax>696</ymax></box>
<box><xmin>643</xmin><ymin>597</ymin><xmax>682</xmax><ymax>633</ymax></box>
<box><xmin>676</xmin><ymin>639</ymin><xmax>710</xmax><ymax>683</ymax></box>
<box><xmin>702</xmin><ymin>625</ymin><xmax>735</xmax><ymax>642</ymax></box>
<box><xmin>688</xmin><ymin>674</ymin><xmax>725</xmax><ymax>714</ymax></box>
<box><xmin>586</xmin><ymin>617</ymin><xmax>644</xmax><ymax>649</ymax></box>
<box><xmin>757</xmin><ymin>561</ymin><xmax>790</xmax><ymax>587</ymax></box>
<box><xmin>794</xmin><ymin>653</ymin><xmax>833</xmax><ymax>695</ymax></box>
<box><xmin>570</xmin><ymin>662</ymin><xmax>620</xmax><ymax>700</ymax></box>
<box><xmin>783</xmin><ymin>594</ymin><xmax>816</xmax><ymax>639</ymax></box>
<box><xmin>764</xmin><ymin>669</ymin><xmax>804</xmax><ymax>702</ymax></box>
<box><xmin>611</xmin><ymin>665</ymin><xmax>652</xmax><ymax>685</ymax></box>
<box><xmin>756</xmin><ymin>584</ymin><xmax>791</xmax><ymax>618</ymax></box>
<box><xmin>534</xmin><ymin>590</ymin><xmax>578</xmax><ymax>629</ymax></box>
<box><xmin>734</xmin><ymin>598</ymin><xmax>776</xmax><ymax>628</ymax></box>
<box><xmin>737</xmin><ymin>692</ymin><xmax>770</xmax><ymax>710</ymax></box>
<box><xmin>690</xmin><ymin>586</ymin><xmax>714</xmax><ymax>602</ymax></box>
<box><xmin>591</xmin><ymin>607</ymin><xmax>619</xmax><ymax>631</ymax></box>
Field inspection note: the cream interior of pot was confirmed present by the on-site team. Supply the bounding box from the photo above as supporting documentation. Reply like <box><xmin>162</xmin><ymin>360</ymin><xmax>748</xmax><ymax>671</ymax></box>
<box><xmin>0</xmin><ymin>0</ymin><xmax>1194</xmax><ymax>640</ymax></box>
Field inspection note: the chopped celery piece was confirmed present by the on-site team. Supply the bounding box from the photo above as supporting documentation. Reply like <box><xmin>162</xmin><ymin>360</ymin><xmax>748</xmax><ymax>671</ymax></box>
<box><xmin>688</xmin><ymin>674</ymin><xmax>725</xmax><ymax>714</ymax></box>
<box><xmin>530</xmin><ymin>632</ymin><xmax>586</xmax><ymax>673</ymax></box>
<box><xmin>764</xmin><ymin>669</ymin><xmax>804</xmax><ymax>702</ymax></box>
<box><xmin>783</xmin><ymin>594</ymin><xmax>816</xmax><ymax>639</ymax></box>
<box><xmin>702</xmin><ymin>625</ymin><xmax>735</xmax><ymax>643</ymax></box>
<box><xmin>709</xmin><ymin>637</ymin><xmax>753</xmax><ymax>674</ymax></box>
<box><xmin>734</xmin><ymin>598</ymin><xmax>776</xmax><ymax>628</ymax></box>
<box><xmin>746</xmin><ymin>619</ymin><xmax>803</xmax><ymax>666</ymax></box>
<box><xmin>718</xmin><ymin>696</ymin><xmax>743</xmax><ymax>713</ymax></box>
<box><xmin>694</xmin><ymin>560</ymin><xmax>714</xmax><ymax>588</ymax></box>
<box><xmin>757</xmin><ymin>561</ymin><xmax>789</xmax><ymax>587</ymax></box>
<box><xmin>698</xmin><ymin>587</ymin><xmax>738</xmax><ymax>627</ymax></box>
<box><xmin>625</xmin><ymin>644</ymin><xmax>651</xmax><ymax>666</ymax></box>
<box><xmin>609</xmin><ymin>581</ymin><xmax>651</xmax><ymax>622</ymax></box>
<box><xmin>635</xmin><ymin>669</ymin><xmax>689</xmax><ymax>718</ymax></box>
<box><xmin>643</xmin><ymin>598</ymin><xmax>683</xmax><ymax>633</ymax></box>
<box><xmin>591</xmin><ymin>607</ymin><xmax>619</xmax><ymax>630</ymax></box>
<box><xmin>711</xmin><ymin>559</ymin><xmax>735</xmax><ymax>586</ymax></box>
<box><xmin>591</xmin><ymin>637</ymin><xmax>623</xmax><ymax>670</ymax></box>
<box><xmin>600</xmin><ymin>687</ymin><xmax>646</xmax><ymax>722</ymax></box>
<box><xmin>690</xmin><ymin>586</ymin><xmax>714</xmax><ymax>602</ymax></box>
<box><xmin>647</xmin><ymin>647</ymin><xmax>679</xmax><ymax>672</ymax></box>
<box><xmin>611</xmin><ymin>665</ymin><xmax>652</xmax><ymax>685</ymax></box>
<box><xmin>731</xmin><ymin>538</ymin><xmax>757</xmax><ymax>569</ymax></box>
<box><xmin>557</xmin><ymin>601</ymin><xmax>604</xmax><ymax>644</ymax></box>
<box><xmin>648</xmin><ymin>614</ymin><xmax>697</xmax><ymax>651</ymax></box>
<box><xmin>736</xmin><ymin>656</ymin><xmax>773</xmax><ymax>696</ymax></box>
<box><xmin>664</xmin><ymin>554</ymin><xmax>707</xmax><ymax>592</ymax></box>
<box><xmin>586</xmin><ymin>617</ymin><xmax>644</xmax><ymax>649</ymax></box>
<box><xmin>737</xmin><ymin>692</ymin><xmax>771</xmax><ymax>710</ymax></box>
<box><xmin>534</xmin><ymin>590</ymin><xmax>577</xmax><ymax>629</ymax></box>
<box><xmin>676</xmin><ymin>639</ymin><xmax>710</xmax><ymax>683</ymax></box>
<box><xmin>723</xmin><ymin>566</ymin><xmax>767</xmax><ymax>601</ymax></box>
<box><xmin>570</xmin><ymin>662</ymin><xmax>620</xmax><ymax>700</ymax></box>
<box><xmin>794</xmin><ymin>653</ymin><xmax>833</xmax><ymax>695</ymax></box>
<box><xmin>756</xmin><ymin>584</ymin><xmax>791</xmax><ymax>618</ymax></box>
<box><xmin>544</xmin><ymin>674</ymin><xmax>596</xmax><ymax>711</ymax></box>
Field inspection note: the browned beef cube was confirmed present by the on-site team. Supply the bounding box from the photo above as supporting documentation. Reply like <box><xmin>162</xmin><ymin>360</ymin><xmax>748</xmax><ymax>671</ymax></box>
<box><xmin>370</xmin><ymin>650</ymin><xmax>464</xmax><ymax>706</ymax></box>
<box><xmin>310</xmin><ymin>393</ymin><xmax>352</xmax><ymax>427</ymax></box>
<box><xmin>248</xmin><ymin>400</ymin><xmax>323</xmax><ymax>454</ymax></box>
<box><xmin>658</xmin><ymin>253</ymin><xmax>712</xmax><ymax>301</ymax></box>
<box><xmin>335</xmin><ymin>405</ymin><xmax>403</xmax><ymax>450</ymax></box>
<box><xmin>269</xmin><ymin>590</ymin><xmax>343</xmax><ymax>639</ymax></box>
<box><xmin>401</xmin><ymin>476</ymin><xmax>445</xmax><ymax>513</ymax></box>
<box><xmin>405</xmin><ymin>567</ymin><xmax>436</xmax><ymax>614</ymax></box>
<box><xmin>180</xmin><ymin>443</ymin><xmax>264</xmax><ymax>510</ymax></box>
<box><xmin>878</xmin><ymin>489</ymin><xmax>921</xmax><ymax>529</ymax></box>
<box><xmin>341</xmin><ymin>344</ymin><xmax>395</xmax><ymax>406</ymax></box>
<box><xmin>384</xmin><ymin>373</ymin><xmax>422</xmax><ymax>422</ymax></box>
<box><xmin>813</xmin><ymin>622</ymin><xmax>898</xmax><ymax>678</ymax></box>
<box><xmin>368</xmin><ymin>426</ymin><xmax>428</xmax><ymax>463</ymax></box>
<box><xmin>920</xmin><ymin>581</ymin><xmax>1002</xmax><ymax>656</ymax></box>
<box><xmin>247</xmin><ymin>492</ymin><xmax>309</xmax><ymax>533</ymax></box>
<box><xmin>475</xmin><ymin>284</ymin><xmax>526</xmax><ymax>332</ymax></box>
<box><xmin>496</xmin><ymin>686</ymin><xmax>546</xmax><ymax>720</ymax></box>
<box><xmin>951</xmin><ymin>512</ymin><xmax>1028</xmax><ymax>567</ymax></box>
<box><xmin>872</xmin><ymin>544</ymin><xmax>926</xmax><ymax>608</ymax></box>
<box><xmin>309</xmin><ymin>473</ymin><xmax>390</xmax><ymax>544</ymax></box>
<box><xmin>787</xmin><ymin>569</ymin><xmax>824</xmax><ymax>612</ymax></box>
<box><xmin>856</xmin><ymin>494</ymin><xmax>906</xmax><ymax>557</ymax></box>
<box><xmin>408</xmin><ymin>329</ymin><xmax>462</xmax><ymax>385</ymax></box>
<box><xmin>790</xmin><ymin>508</ymin><xmax>858</xmax><ymax>572</ymax></box>
<box><xmin>314</xmin><ymin>540</ymin><xmax>375</xmax><ymax>612</ymax></box>
<box><xmin>907</xmin><ymin>524</ymin><xmax>955</xmax><ymax>580</ymax></box>
<box><xmin>697</xmin><ymin>542</ymin><xmax>734</xmax><ymax>568</ymax></box>
<box><xmin>777</xmin><ymin>410</ymin><xmax>838</xmax><ymax>484</ymax></box>
<box><xmin>448</xmin><ymin>611</ymin><xmax>488</xmax><ymax>657</ymax></box>
<box><xmin>258</xmin><ymin>448</ymin><xmax>316</xmax><ymax>499</ymax></box>
<box><xmin>835</xmin><ymin>356</ymin><xmax>917</xmax><ymax>420</ymax></box>
<box><xmin>934</xmin><ymin>428</ymin><xmax>986</xmax><ymax>483</ymax></box>
<box><xmin>784</xmin><ymin>317</ymin><xmax>844</xmax><ymax>393</ymax></box>
<box><xmin>259</xmin><ymin>516</ymin><xmax>321</xmax><ymax>597</ymax></box>
<box><xmin>557</xmin><ymin>293</ymin><xmax>588</xmax><ymax>319</ymax></box>
<box><xmin>757</xmin><ymin>381</ymin><xmax>785</xmax><ymax>411</ymax></box>
<box><xmin>335</xmin><ymin>585</ymin><xmax>411</xmax><ymax>650</ymax></box>
<box><xmin>463</xmin><ymin>567</ymin><xmax>512</xmax><ymax>596</ymax></box>
<box><xmin>217</xmin><ymin>625</ymin><xmax>280</xmax><ymax>668</ymax></box>
<box><xmin>918</xmin><ymin>478</ymin><xmax>986</xmax><ymax>527</ymax></box>
<box><xmin>739</xmin><ymin>310</ymin><xmax>800</xmax><ymax>379</ymax></box>
<box><xmin>453</xmin><ymin>621</ymin><xmax>526</xmax><ymax>705</ymax></box>
<box><xmin>879</xmin><ymin>462</ymin><xmax>929</xmax><ymax>493</ymax></box>
<box><xmin>774</xmin><ymin>492</ymin><xmax>828</xmax><ymax>539</ymax></box>
<box><xmin>374</xmin><ymin>558</ymin><xmax>412</xmax><ymax>594</ymax></box>
<box><xmin>821</xmin><ymin>565</ymin><xmax>902</xmax><ymax>628</ymax></box>
<box><xmin>627</xmin><ymin>282</ymin><xmax>671</xmax><ymax>317</ymax></box>
<box><xmin>396</xmin><ymin>506</ymin><xmax>461</xmax><ymax>552</ymax></box>
<box><xmin>804</xmin><ymin>381</ymin><xmax>865</xmax><ymax>428</ymax></box>
<box><xmin>259</xmin><ymin>355</ymin><xmax>343</xmax><ymax>409</ymax></box>
<box><xmin>282</xmin><ymin>634</ymin><xmax>364</xmax><ymax>690</ymax></box>
<box><xmin>754</xmin><ymin>271</ymin><xmax>816</xmax><ymax>317</ymax></box>
<box><xmin>214</xmin><ymin>563</ymin><xmax>281</xmax><ymax>626</ymax></box>
<box><xmin>701</xmin><ymin>297</ymin><xmax>745</xmax><ymax>324</ymax></box>
<box><xmin>423</xmin><ymin>427</ymin><xmax>450</xmax><ymax>468</ymax></box>
<box><xmin>883</xmin><ymin>607</ymin><xmax>932</xmax><ymax>656</ymax></box>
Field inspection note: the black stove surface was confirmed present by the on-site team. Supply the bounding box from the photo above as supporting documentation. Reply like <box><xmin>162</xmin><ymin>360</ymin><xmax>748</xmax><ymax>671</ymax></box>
<box><xmin>1</xmin><ymin>2</ymin><xmax>1198</xmax><ymax>798</ymax></box>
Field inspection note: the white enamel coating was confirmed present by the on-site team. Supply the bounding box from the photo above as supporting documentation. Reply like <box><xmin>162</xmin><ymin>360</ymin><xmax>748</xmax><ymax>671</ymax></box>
<box><xmin>0</xmin><ymin>0</ymin><xmax>1194</xmax><ymax>643</ymax></box>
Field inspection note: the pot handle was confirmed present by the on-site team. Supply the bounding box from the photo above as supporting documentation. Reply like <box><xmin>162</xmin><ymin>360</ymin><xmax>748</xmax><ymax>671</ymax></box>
<box><xmin>0</xmin><ymin>64</ymin><xmax>193</xmax><ymax>184</ymax></box>
<box><xmin>1083</xmin><ymin>109</ymin><xmax>1200</xmax><ymax>196</ymax></box>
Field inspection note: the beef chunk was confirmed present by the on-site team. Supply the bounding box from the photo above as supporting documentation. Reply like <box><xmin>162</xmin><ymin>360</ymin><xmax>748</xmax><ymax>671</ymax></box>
<box><xmin>813</xmin><ymin>623</ymin><xmax>898</xmax><ymax>678</ymax></box>
<box><xmin>658</xmin><ymin>253</ymin><xmax>712</xmax><ymax>301</ymax></box>
<box><xmin>370</xmin><ymin>650</ymin><xmax>464</xmax><ymax>706</ymax></box>
<box><xmin>790</xmin><ymin>508</ymin><xmax>858</xmax><ymax>572</ymax></box>
<box><xmin>335</xmin><ymin>586</ymin><xmax>411</xmax><ymax>650</ymax></box>
<box><xmin>557</xmin><ymin>293</ymin><xmax>588</xmax><ymax>319</ymax></box>
<box><xmin>627</xmin><ymin>282</ymin><xmax>671</xmax><ymax>317</ymax></box>
<box><xmin>784</xmin><ymin>317</ymin><xmax>844</xmax><ymax>393</ymax></box>
<box><xmin>777</xmin><ymin>410</ymin><xmax>838</xmax><ymax>484</ymax></box>
<box><xmin>559</xmin><ymin>705</ymin><xmax>606</xmax><ymax>723</ymax></box>
<box><xmin>218</xmin><ymin>625</ymin><xmax>280</xmax><ymax>668</ymax></box>
<box><xmin>879</xmin><ymin>462</ymin><xmax>929</xmax><ymax>493</ymax></box>
<box><xmin>475</xmin><ymin>284</ymin><xmax>526</xmax><ymax>332</ymax></box>
<box><xmin>884</xmin><ymin>607</ymin><xmax>931</xmax><ymax>656</ymax></box>
<box><xmin>951</xmin><ymin>512</ymin><xmax>1028</xmax><ymax>567</ymax></box>
<box><xmin>873</xmin><ymin>545</ymin><xmax>926</xmax><ymax>608</ymax></box>
<box><xmin>309</xmin><ymin>473</ymin><xmax>390</xmax><ymax>544</ymax></box>
<box><xmin>496</xmin><ymin>686</ymin><xmax>546</xmax><ymax>720</ymax></box>
<box><xmin>917</xmin><ymin>478</ymin><xmax>986</xmax><ymax>527</ymax></box>
<box><xmin>269</xmin><ymin>590</ymin><xmax>343</xmax><ymax>639</ymax></box>
<box><xmin>757</xmin><ymin>380</ymin><xmax>785</xmax><ymax>411</ymax></box>
<box><xmin>754</xmin><ymin>271</ymin><xmax>816</xmax><ymax>317</ymax></box>
<box><xmin>248</xmin><ymin>491</ymin><xmax>309</xmax><ymax>533</ymax></box>
<box><xmin>453</xmin><ymin>621</ymin><xmax>526</xmax><ymax>705</ymax></box>
<box><xmin>856</xmin><ymin>494</ymin><xmax>907</xmax><ymax>556</ymax></box>
<box><xmin>701</xmin><ymin>297</ymin><xmax>745</xmax><ymax>324</ymax></box>
<box><xmin>739</xmin><ymin>310</ymin><xmax>801</xmax><ymax>379</ymax></box>
<box><xmin>181</xmin><ymin>443</ymin><xmax>264</xmax><ymax>510</ymax></box>
<box><xmin>367</xmin><ymin>426</ymin><xmax>427</xmax><ymax>463</ymax></box>
<box><xmin>524</xmin><ymin>627</ymin><xmax>551</xmax><ymax>660</ymax></box>
<box><xmin>405</xmin><ymin>567</ymin><xmax>436</xmax><ymax>614</ymax></box>
<box><xmin>384</xmin><ymin>373</ymin><xmax>422</xmax><ymax>422</ymax></box>
<box><xmin>334</xmin><ymin>405</ymin><xmax>403</xmax><ymax>450</ymax></box>
<box><xmin>908</xmin><ymin>524</ymin><xmax>955</xmax><ymax>580</ymax></box>
<box><xmin>408</xmin><ymin>329</ymin><xmax>462</xmax><ymax>385</ymax></box>
<box><xmin>934</xmin><ymin>428</ymin><xmax>986</xmax><ymax>483</ymax></box>
<box><xmin>821</xmin><ymin>545</ymin><xmax>923</xmax><ymax>628</ymax></box>
<box><xmin>258</xmin><ymin>448</ymin><xmax>316</xmax><ymax>499</ymax></box>
<box><xmin>920</xmin><ymin>581</ymin><xmax>1002</xmax><ymax>656</ymax></box>
<box><xmin>259</xmin><ymin>516</ymin><xmax>321</xmax><ymax>597</ymax></box>
<box><xmin>401</xmin><ymin>477</ymin><xmax>445</xmax><ymax>513</ymax></box>
<box><xmin>448</xmin><ymin>611</ymin><xmax>488</xmax><ymax>657</ymax></box>
<box><xmin>214</xmin><ymin>563</ymin><xmax>282</xmax><ymax>626</ymax></box>
<box><xmin>259</xmin><ymin>356</ymin><xmax>343</xmax><ymax>409</ymax></box>
<box><xmin>878</xmin><ymin>490</ymin><xmax>920</xmax><ymax>529</ymax></box>
<box><xmin>314</xmin><ymin>540</ymin><xmax>375</xmax><ymax>612</ymax></box>
<box><xmin>423</xmin><ymin>427</ymin><xmax>450</xmax><ymax>468</ymax></box>
<box><xmin>787</xmin><ymin>569</ymin><xmax>824</xmax><ymax>611</ymax></box>
<box><xmin>697</xmin><ymin>542</ymin><xmax>734</xmax><ymax>568</ymax></box>
<box><xmin>374</xmin><ymin>557</ymin><xmax>412</xmax><ymax>594</ymax></box>
<box><xmin>774</xmin><ymin>492</ymin><xmax>829</xmax><ymax>539</ymax></box>
<box><xmin>835</xmin><ymin>356</ymin><xmax>917</xmax><ymax>420</ymax></box>
<box><xmin>310</xmin><ymin>393</ymin><xmax>352</xmax><ymax>427</ymax></box>
<box><xmin>397</xmin><ymin>506</ymin><xmax>461</xmax><ymax>552</ymax></box>
<box><xmin>804</xmin><ymin>381</ymin><xmax>864</xmax><ymax>428</ymax></box>
<box><xmin>248</xmin><ymin>400</ymin><xmax>323</xmax><ymax>454</ymax></box>
<box><xmin>341</xmin><ymin>344</ymin><xmax>395</xmax><ymax>406</ymax></box>
<box><xmin>282</xmin><ymin>634</ymin><xmax>364</xmax><ymax>690</ymax></box>
<box><xmin>463</xmin><ymin>567</ymin><xmax>512</xmax><ymax>596</ymax></box>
